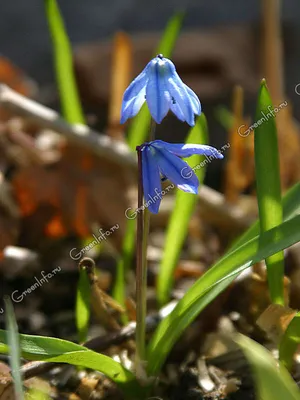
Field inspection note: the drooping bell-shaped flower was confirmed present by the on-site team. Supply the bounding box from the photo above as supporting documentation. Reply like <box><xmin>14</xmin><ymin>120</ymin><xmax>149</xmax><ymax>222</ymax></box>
<box><xmin>121</xmin><ymin>54</ymin><xmax>201</xmax><ymax>126</ymax></box>
<box><xmin>139</xmin><ymin>140</ymin><xmax>223</xmax><ymax>213</ymax></box>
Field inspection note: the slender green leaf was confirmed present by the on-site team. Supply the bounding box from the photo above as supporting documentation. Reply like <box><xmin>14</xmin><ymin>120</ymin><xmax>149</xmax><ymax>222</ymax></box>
<box><xmin>114</xmin><ymin>12</ymin><xmax>184</xmax><ymax>307</ymax></box>
<box><xmin>279</xmin><ymin>312</ymin><xmax>300</xmax><ymax>370</ymax></box>
<box><xmin>254</xmin><ymin>80</ymin><xmax>284</xmax><ymax>304</ymax></box>
<box><xmin>5</xmin><ymin>298</ymin><xmax>24</xmax><ymax>399</ymax></box>
<box><xmin>76</xmin><ymin>267</ymin><xmax>91</xmax><ymax>343</ymax></box>
<box><xmin>157</xmin><ymin>114</ymin><xmax>208</xmax><ymax>305</ymax></box>
<box><xmin>147</xmin><ymin>215</ymin><xmax>300</xmax><ymax>375</ymax></box>
<box><xmin>0</xmin><ymin>330</ymin><xmax>143</xmax><ymax>398</ymax></box>
<box><xmin>236</xmin><ymin>334</ymin><xmax>300</xmax><ymax>400</ymax></box>
<box><xmin>45</xmin><ymin>0</ymin><xmax>85</xmax><ymax>124</ymax></box>
<box><xmin>112</xmin><ymin>217</ymin><xmax>135</xmax><ymax>312</ymax></box>
<box><xmin>154</xmin><ymin>11</ymin><xmax>185</xmax><ymax>60</ymax></box>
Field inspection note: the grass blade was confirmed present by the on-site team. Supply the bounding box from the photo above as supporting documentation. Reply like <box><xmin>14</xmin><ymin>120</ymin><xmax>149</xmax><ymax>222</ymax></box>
<box><xmin>279</xmin><ymin>312</ymin><xmax>300</xmax><ymax>370</ymax></box>
<box><xmin>4</xmin><ymin>297</ymin><xmax>24</xmax><ymax>400</ymax></box>
<box><xmin>112</xmin><ymin>218</ymin><xmax>135</xmax><ymax>309</ymax></box>
<box><xmin>0</xmin><ymin>330</ymin><xmax>143</xmax><ymax>398</ymax></box>
<box><xmin>236</xmin><ymin>334</ymin><xmax>300</xmax><ymax>400</ymax></box>
<box><xmin>154</xmin><ymin>11</ymin><xmax>185</xmax><ymax>59</ymax></box>
<box><xmin>147</xmin><ymin>214</ymin><xmax>300</xmax><ymax>376</ymax></box>
<box><xmin>254</xmin><ymin>79</ymin><xmax>284</xmax><ymax>304</ymax></box>
<box><xmin>157</xmin><ymin>114</ymin><xmax>208</xmax><ymax>305</ymax></box>
<box><xmin>44</xmin><ymin>0</ymin><xmax>85</xmax><ymax>124</ymax></box>
<box><xmin>76</xmin><ymin>264</ymin><xmax>91</xmax><ymax>343</ymax></box>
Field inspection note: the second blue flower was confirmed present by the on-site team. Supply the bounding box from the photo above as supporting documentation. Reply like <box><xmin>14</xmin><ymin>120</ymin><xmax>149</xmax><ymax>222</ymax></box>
<box><xmin>139</xmin><ymin>140</ymin><xmax>224</xmax><ymax>214</ymax></box>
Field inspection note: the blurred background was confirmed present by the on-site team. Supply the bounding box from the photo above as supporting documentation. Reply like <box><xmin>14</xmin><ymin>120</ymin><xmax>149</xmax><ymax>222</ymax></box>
<box><xmin>1</xmin><ymin>0</ymin><xmax>300</xmax><ymax>150</ymax></box>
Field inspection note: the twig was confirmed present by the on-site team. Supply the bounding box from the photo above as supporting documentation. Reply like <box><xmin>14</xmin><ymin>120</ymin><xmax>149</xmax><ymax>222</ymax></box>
<box><xmin>20</xmin><ymin>301</ymin><xmax>177</xmax><ymax>380</ymax></box>
<box><xmin>0</xmin><ymin>84</ymin><xmax>136</xmax><ymax>169</ymax></box>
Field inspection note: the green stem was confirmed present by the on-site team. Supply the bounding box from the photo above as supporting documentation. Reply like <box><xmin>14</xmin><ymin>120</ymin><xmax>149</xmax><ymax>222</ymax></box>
<box><xmin>135</xmin><ymin>147</ymin><xmax>147</xmax><ymax>376</ymax></box>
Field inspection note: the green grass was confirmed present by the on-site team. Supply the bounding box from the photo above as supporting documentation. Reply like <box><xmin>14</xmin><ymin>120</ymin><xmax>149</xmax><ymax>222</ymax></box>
<box><xmin>147</xmin><ymin>214</ymin><xmax>300</xmax><ymax>376</ymax></box>
<box><xmin>0</xmin><ymin>330</ymin><xmax>144</xmax><ymax>399</ymax></box>
<box><xmin>254</xmin><ymin>80</ymin><xmax>284</xmax><ymax>304</ymax></box>
<box><xmin>5</xmin><ymin>298</ymin><xmax>24</xmax><ymax>399</ymax></box>
<box><xmin>236</xmin><ymin>334</ymin><xmax>300</xmax><ymax>400</ymax></box>
<box><xmin>75</xmin><ymin>266</ymin><xmax>91</xmax><ymax>343</ymax></box>
<box><xmin>44</xmin><ymin>0</ymin><xmax>85</xmax><ymax>124</ymax></box>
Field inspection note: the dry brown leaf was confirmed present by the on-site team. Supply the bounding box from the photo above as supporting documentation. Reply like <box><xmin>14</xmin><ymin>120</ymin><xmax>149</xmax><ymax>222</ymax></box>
<box><xmin>256</xmin><ymin>303</ymin><xmax>297</xmax><ymax>344</ymax></box>
<box><xmin>0</xmin><ymin>362</ymin><xmax>14</xmax><ymax>400</ymax></box>
<box><xmin>12</xmin><ymin>144</ymin><xmax>133</xmax><ymax>252</ymax></box>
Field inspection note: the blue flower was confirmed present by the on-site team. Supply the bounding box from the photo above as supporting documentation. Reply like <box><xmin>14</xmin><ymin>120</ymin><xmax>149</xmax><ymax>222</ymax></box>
<box><xmin>121</xmin><ymin>54</ymin><xmax>201</xmax><ymax>126</ymax></box>
<box><xmin>139</xmin><ymin>140</ymin><xmax>224</xmax><ymax>214</ymax></box>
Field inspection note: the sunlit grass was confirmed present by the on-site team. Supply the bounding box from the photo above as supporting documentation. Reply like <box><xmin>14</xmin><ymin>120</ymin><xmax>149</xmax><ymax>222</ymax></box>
<box><xmin>254</xmin><ymin>80</ymin><xmax>284</xmax><ymax>305</ymax></box>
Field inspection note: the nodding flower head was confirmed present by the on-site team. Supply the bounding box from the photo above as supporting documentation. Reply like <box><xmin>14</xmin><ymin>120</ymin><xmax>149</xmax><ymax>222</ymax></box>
<box><xmin>121</xmin><ymin>55</ymin><xmax>201</xmax><ymax>126</ymax></box>
<box><xmin>138</xmin><ymin>140</ymin><xmax>223</xmax><ymax>214</ymax></box>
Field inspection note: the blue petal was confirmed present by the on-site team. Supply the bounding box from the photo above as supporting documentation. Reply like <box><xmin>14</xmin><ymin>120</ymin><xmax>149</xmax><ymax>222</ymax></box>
<box><xmin>120</xmin><ymin>86</ymin><xmax>146</xmax><ymax>123</ymax></box>
<box><xmin>153</xmin><ymin>146</ymin><xmax>199</xmax><ymax>194</ymax></box>
<box><xmin>169</xmin><ymin>95</ymin><xmax>185</xmax><ymax>121</ymax></box>
<box><xmin>120</xmin><ymin>68</ymin><xmax>148</xmax><ymax>123</ymax></box>
<box><xmin>141</xmin><ymin>146</ymin><xmax>162</xmax><ymax>214</ymax></box>
<box><xmin>167</xmin><ymin>75</ymin><xmax>195</xmax><ymax>126</ymax></box>
<box><xmin>152</xmin><ymin>140</ymin><xmax>224</xmax><ymax>159</ymax></box>
<box><xmin>145</xmin><ymin>60</ymin><xmax>170</xmax><ymax>123</ymax></box>
<box><xmin>163</xmin><ymin>58</ymin><xmax>201</xmax><ymax>118</ymax></box>
<box><xmin>184</xmin><ymin>85</ymin><xmax>201</xmax><ymax>115</ymax></box>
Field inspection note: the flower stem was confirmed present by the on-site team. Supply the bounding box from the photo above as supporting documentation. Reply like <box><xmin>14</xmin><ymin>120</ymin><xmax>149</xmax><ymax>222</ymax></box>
<box><xmin>135</xmin><ymin>146</ymin><xmax>147</xmax><ymax>377</ymax></box>
<box><xmin>135</xmin><ymin>121</ymin><xmax>156</xmax><ymax>379</ymax></box>
<box><xmin>149</xmin><ymin>119</ymin><xmax>156</xmax><ymax>141</ymax></box>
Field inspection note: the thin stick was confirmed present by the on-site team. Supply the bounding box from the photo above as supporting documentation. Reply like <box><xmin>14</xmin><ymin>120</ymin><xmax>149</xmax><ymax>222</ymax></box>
<box><xmin>0</xmin><ymin>84</ymin><xmax>136</xmax><ymax>169</ymax></box>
